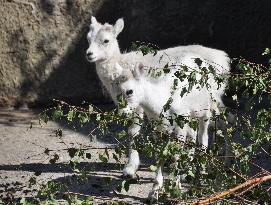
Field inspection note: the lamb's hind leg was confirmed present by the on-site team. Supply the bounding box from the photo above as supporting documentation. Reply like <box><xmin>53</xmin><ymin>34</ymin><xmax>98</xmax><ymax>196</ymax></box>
<box><xmin>123</xmin><ymin>106</ymin><xmax>144</xmax><ymax>178</ymax></box>
<box><xmin>148</xmin><ymin>160</ymin><xmax>164</xmax><ymax>203</ymax></box>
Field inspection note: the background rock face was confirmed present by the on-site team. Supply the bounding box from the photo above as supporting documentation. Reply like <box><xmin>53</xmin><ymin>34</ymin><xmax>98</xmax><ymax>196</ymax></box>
<box><xmin>0</xmin><ymin>0</ymin><xmax>104</xmax><ymax>107</ymax></box>
<box><xmin>1</xmin><ymin>0</ymin><xmax>271</xmax><ymax>107</ymax></box>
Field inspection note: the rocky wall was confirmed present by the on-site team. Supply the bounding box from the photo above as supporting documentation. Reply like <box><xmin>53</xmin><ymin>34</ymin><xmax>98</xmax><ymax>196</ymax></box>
<box><xmin>0</xmin><ymin>0</ymin><xmax>104</xmax><ymax>107</ymax></box>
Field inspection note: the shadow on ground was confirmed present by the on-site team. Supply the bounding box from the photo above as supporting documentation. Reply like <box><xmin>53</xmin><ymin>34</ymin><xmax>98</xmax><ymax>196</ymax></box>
<box><xmin>0</xmin><ymin>161</ymin><xmax>152</xmax><ymax>204</ymax></box>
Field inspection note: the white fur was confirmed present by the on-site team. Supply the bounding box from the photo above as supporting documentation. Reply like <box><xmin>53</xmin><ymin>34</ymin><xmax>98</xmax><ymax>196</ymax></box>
<box><xmin>119</xmin><ymin>54</ymin><xmax>217</xmax><ymax>146</ymax></box>
<box><xmin>86</xmin><ymin>17</ymin><xmax>230</xmax><ymax>104</ymax></box>
<box><xmin>122</xmin><ymin>149</ymin><xmax>140</xmax><ymax>178</ymax></box>
<box><xmin>118</xmin><ymin>59</ymin><xmax>214</xmax><ymax>201</ymax></box>
<box><xmin>86</xmin><ymin>17</ymin><xmax>230</xmax><ymax>189</ymax></box>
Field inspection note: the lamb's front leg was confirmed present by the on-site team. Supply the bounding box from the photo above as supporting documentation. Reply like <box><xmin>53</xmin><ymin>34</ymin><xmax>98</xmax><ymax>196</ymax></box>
<box><xmin>195</xmin><ymin>116</ymin><xmax>210</xmax><ymax>183</ymax></box>
<box><xmin>198</xmin><ymin>116</ymin><xmax>210</xmax><ymax>150</ymax></box>
<box><xmin>123</xmin><ymin>106</ymin><xmax>144</xmax><ymax>178</ymax></box>
<box><xmin>148</xmin><ymin>160</ymin><xmax>164</xmax><ymax>203</ymax></box>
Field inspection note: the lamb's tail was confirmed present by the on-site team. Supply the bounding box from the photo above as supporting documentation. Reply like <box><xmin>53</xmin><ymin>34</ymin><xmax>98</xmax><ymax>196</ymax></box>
<box><xmin>190</xmin><ymin>45</ymin><xmax>231</xmax><ymax>109</ymax></box>
<box><xmin>206</xmin><ymin>50</ymin><xmax>231</xmax><ymax>113</ymax></box>
<box><xmin>190</xmin><ymin>45</ymin><xmax>231</xmax><ymax>74</ymax></box>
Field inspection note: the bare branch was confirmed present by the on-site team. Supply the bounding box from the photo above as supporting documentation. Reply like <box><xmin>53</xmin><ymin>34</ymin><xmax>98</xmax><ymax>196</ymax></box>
<box><xmin>193</xmin><ymin>175</ymin><xmax>271</xmax><ymax>205</ymax></box>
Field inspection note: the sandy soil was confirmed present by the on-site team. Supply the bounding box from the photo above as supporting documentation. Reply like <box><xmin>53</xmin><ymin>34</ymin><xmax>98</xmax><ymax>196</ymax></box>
<box><xmin>0</xmin><ymin>108</ymin><xmax>157</xmax><ymax>204</ymax></box>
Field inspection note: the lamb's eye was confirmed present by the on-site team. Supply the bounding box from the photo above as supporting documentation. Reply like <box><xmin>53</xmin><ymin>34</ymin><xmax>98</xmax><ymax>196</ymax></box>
<box><xmin>126</xmin><ymin>90</ymin><xmax>133</xmax><ymax>96</ymax></box>
<box><xmin>104</xmin><ymin>39</ymin><xmax>109</xmax><ymax>44</ymax></box>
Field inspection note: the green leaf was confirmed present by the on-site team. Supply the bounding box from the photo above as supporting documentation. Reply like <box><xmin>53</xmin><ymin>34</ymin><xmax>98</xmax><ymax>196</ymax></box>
<box><xmin>149</xmin><ymin>165</ymin><xmax>157</xmax><ymax>172</ymax></box>
<box><xmin>117</xmin><ymin>94</ymin><xmax>127</xmax><ymax>109</ymax></box>
<box><xmin>187</xmin><ymin>170</ymin><xmax>195</xmax><ymax>177</ymax></box>
<box><xmin>124</xmin><ymin>180</ymin><xmax>131</xmax><ymax>192</ymax></box>
<box><xmin>40</xmin><ymin>113</ymin><xmax>49</xmax><ymax>124</ymax></box>
<box><xmin>163</xmin><ymin>148</ymin><xmax>168</xmax><ymax>156</ymax></box>
<box><xmin>88</xmin><ymin>105</ymin><xmax>94</xmax><ymax>114</ymax></box>
<box><xmin>96</xmin><ymin>113</ymin><xmax>101</xmax><ymax>121</ymax></box>
<box><xmin>188</xmin><ymin>119</ymin><xmax>198</xmax><ymax>131</ymax></box>
<box><xmin>52</xmin><ymin>106</ymin><xmax>63</xmax><ymax>121</ymax></box>
<box><xmin>180</xmin><ymin>87</ymin><xmax>187</xmax><ymax>97</ymax></box>
<box><xmin>99</xmin><ymin>154</ymin><xmax>108</xmax><ymax>163</ymax></box>
<box><xmin>78</xmin><ymin>113</ymin><xmax>89</xmax><ymax>124</ymax></box>
<box><xmin>116</xmin><ymin>130</ymin><xmax>126</xmax><ymax>139</ymax></box>
<box><xmin>20</xmin><ymin>197</ymin><xmax>27</xmax><ymax>205</ymax></box>
<box><xmin>163</xmin><ymin>63</ymin><xmax>170</xmax><ymax>74</ymax></box>
<box><xmin>67</xmin><ymin>108</ymin><xmax>76</xmax><ymax>121</ymax></box>
<box><xmin>82</xmin><ymin>196</ymin><xmax>94</xmax><ymax>205</ymax></box>
<box><xmin>194</xmin><ymin>58</ymin><xmax>203</xmax><ymax>67</ymax></box>
<box><xmin>116</xmin><ymin>180</ymin><xmax>131</xmax><ymax>193</ymax></box>
<box><xmin>262</xmin><ymin>48</ymin><xmax>270</xmax><ymax>56</ymax></box>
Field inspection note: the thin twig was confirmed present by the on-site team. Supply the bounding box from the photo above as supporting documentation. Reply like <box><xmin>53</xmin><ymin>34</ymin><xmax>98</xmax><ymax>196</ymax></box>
<box><xmin>193</xmin><ymin>175</ymin><xmax>271</xmax><ymax>205</ymax></box>
<box><xmin>261</xmin><ymin>147</ymin><xmax>271</xmax><ymax>157</ymax></box>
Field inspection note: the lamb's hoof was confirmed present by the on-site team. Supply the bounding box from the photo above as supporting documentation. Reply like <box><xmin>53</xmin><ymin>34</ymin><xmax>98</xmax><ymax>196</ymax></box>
<box><xmin>146</xmin><ymin>191</ymin><xmax>158</xmax><ymax>204</ymax></box>
<box><xmin>122</xmin><ymin>164</ymin><xmax>136</xmax><ymax>179</ymax></box>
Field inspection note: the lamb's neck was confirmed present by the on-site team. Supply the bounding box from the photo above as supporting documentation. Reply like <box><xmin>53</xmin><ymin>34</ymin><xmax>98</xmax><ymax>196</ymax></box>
<box><xmin>141</xmin><ymin>81</ymin><xmax>170</xmax><ymax>117</ymax></box>
<box><xmin>98</xmin><ymin>50</ymin><xmax>122</xmax><ymax>66</ymax></box>
<box><xmin>95</xmin><ymin>52</ymin><xmax>122</xmax><ymax>79</ymax></box>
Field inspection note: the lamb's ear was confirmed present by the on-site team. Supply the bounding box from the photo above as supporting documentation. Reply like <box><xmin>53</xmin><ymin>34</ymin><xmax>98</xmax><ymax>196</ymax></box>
<box><xmin>133</xmin><ymin>62</ymin><xmax>147</xmax><ymax>78</ymax></box>
<box><xmin>113</xmin><ymin>18</ymin><xmax>124</xmax><ymax>37</ymax></box>
<box><xmin>90</xmin><ymin>16</ymin><xmax>99</xmax><ymax>30</ymax></box>
<box><xmin>91</xmin><ymin>16</ymin><xmax>98</xmax><ymax>26</ymax></box>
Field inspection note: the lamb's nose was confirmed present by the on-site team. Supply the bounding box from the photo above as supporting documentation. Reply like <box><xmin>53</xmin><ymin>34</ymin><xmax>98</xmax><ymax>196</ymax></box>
<box><xmin>86</xmin><ymin>52</ymin><xmax>93</xmax><ymax>57</ymax></box>
<box><xmin>126</xmin><ymin>90</ymin><xmax>133</xmax><ymax>96</ymax></box>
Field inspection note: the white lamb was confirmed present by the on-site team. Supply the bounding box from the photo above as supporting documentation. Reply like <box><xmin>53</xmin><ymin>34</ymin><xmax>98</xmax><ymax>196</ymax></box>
<box><xmin>86</xmin><ymin>16</ymin><xmax>230</xmax><ymax>179</ymax></box>
<box><xmin>117</xmin><ymin>60</ymin><xmax>217</xmax><ymax>201</ymax></box>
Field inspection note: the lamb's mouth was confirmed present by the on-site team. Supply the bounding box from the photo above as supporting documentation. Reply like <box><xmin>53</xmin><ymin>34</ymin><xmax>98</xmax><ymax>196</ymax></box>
<box><xmin>86</xmin><ymin>56</ymin><xmax>97</xmax><ymax>62</ymax></box>
<box><xmin>125</xmin><ymin>95</ymin><xmax>133</xmax><ymax>100</ymax></box>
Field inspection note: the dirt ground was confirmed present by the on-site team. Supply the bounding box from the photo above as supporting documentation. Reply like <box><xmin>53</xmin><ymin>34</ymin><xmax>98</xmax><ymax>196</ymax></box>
<box><xmin>0</xmin><ymin>108</ymin><xmax>157</xmax><ymax>204</ymax></box>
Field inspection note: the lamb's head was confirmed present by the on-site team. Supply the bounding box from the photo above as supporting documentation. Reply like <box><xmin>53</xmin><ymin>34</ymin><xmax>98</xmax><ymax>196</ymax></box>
<box><xmin>119</xmin><ymin>63</ymin><xmax>148</xmax><ymax>114</ymax></box>
<box><xmin>86</xmin><ymin>16</ymin><xmax>124</xmax><ymax>62</ymax></box>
